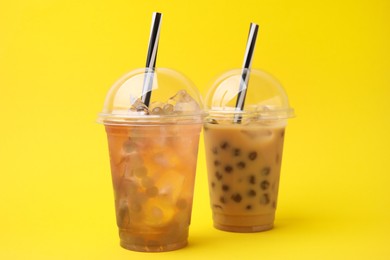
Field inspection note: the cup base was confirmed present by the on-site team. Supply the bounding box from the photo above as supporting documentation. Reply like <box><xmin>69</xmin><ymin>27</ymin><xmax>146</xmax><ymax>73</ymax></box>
<box><xmin>212</xmin><ymin>212</ymin><xmax>275</xmax><ymax>233</ymax></box>
<box><xmin>213</xmin><ymin>222</ymin><xmax>273</xmax><ymax>233</ymax></box>
<box><xmin>120</xmin><ymin>240</ymin><xmax>188</xmax><ymax>252</ymax></box>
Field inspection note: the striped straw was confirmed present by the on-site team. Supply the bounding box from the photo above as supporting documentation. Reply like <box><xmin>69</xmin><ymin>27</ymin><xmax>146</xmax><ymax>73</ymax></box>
<box><xmin>141</xmin><ymin>12</ymin><xmax>163</xmax><ymax>107</ymax></box>
<box><xmin>234</xmin><ymin>23</ymin><xmax>259</xmax><ymax>123</ymax></box>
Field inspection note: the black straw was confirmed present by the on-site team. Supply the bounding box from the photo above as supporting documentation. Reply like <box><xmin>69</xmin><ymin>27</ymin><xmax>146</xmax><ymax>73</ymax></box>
<box><xmin>234</xmin><ymin>23</ymin><xmax>259</xmax><ymax>123</ymax></box>
<box><xmin>141</xmin><ymin>12</ymin><xmax>162</xmax><ymax>107</ymax></box>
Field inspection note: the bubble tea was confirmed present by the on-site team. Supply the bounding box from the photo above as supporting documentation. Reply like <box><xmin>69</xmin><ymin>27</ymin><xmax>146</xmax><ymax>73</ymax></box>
<box><xmin>203</xmin><ymin>69</ymin><xmax>294</xmax><ymax>232</ymax></box>
<box><xmin>98</xmin><ymin>68</ymin><xmax>205</xmax><ymax>251</ymax></box>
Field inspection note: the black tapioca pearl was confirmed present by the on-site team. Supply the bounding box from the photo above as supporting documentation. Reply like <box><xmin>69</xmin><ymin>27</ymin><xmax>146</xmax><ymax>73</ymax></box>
<box><xmin>260</xmin><ymin>194</ymin><xmax>270</xmax><ymax>205</ymax></box>
<box><xmin>212</xmin><ymin>147</ymin><xmax>218</xmax><ymax>155</ymax></box>
<box><xmin>224</xmin><ymin>165</ymin><xmax>233</xmax><ymax>173</ymax></box>
<box><xmin>231</xmin><ymin>193</ymin><xmax>242</xmax><ymax>203</ymax></box>
<box><xmin>261</xmin><ymin>167</ymin><xmax>271</xmax><ymax>176</ymax></box>
<box><xmin>220</xmin><ymin>141</ymin><xmax>230</xmax><ymax>150</ymax></box>
<box><xmin>248</xmin><ymin>189</ymin><xmax>257</xmax><ymax>197</ymax></box>
<box><xmin>249</xmin><ymin>175</ymin><xmax>256</xmax><ymax>184</ymax></box>
<box><xmin>215</xmin><ymin>171</ymin><xmax>223</xmax><ymax>180</ymax></box>
<box><xmin>214</xmin><ymin>160</ymin><xmax>221</xmax><ymax>166</ymax></box>
<box><xmin>281</xmin><ymin>130</ymin><xmax>285</xmax><ymax>138</ymax></box>
<box><xmin>248</xmin><ymin>151</ymin><xmax>258</xmax><ymax>160</ymax></box>
<box><xmin>211</xmin><ymin>182</ymin><xmax>216</xmax><ymax>188</ymax></box>
<box><xmin>222</xmin><ymin>184</ymin><xmax>230</xmax><ymax>192</ymax></box>
<box><xmin>233</xmin><ymin>148</ymin><xmax>241</xmax><ymax>156</ymax></box>
<box><xmin>236</xmin><ymin>161</ymin><xmax>246</xmax><ymax>169</ymax></box>
<box><xmin>260</xmin><ymin>180</ymin><xmax>270</xmax><ymax>190</ymax></box>
<box><xmin>246</xmin><ymin>205</ymin><xmax>252</xmax><ymax>210</ymax></box>
<box><xmin>220</xmin><ymin>196</ymin><xmax>226</xmax><ymax>204</ymax></box>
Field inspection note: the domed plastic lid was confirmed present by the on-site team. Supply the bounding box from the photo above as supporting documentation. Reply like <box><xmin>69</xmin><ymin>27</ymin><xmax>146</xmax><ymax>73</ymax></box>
<box><xmin>205</xmin><ymin>68</ymin><xmax>294</xmax><ymax>120</ymax></box>
<box><xmin>98</xmin><ymin>68</ymin><xmax>206</xmax><ymax>125</ymax></box>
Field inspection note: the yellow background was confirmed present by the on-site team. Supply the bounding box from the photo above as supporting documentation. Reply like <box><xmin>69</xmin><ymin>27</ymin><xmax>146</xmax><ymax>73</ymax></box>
<box><xmin>1</xmin><ymin>0</ymin><xmax>389</xmax><ymax>259</ymax></box>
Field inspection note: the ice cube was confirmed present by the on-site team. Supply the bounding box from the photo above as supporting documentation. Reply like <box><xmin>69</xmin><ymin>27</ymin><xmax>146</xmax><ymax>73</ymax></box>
<box><xmin>130</xmin><ymin>98</ymin><xmax>149</xmax><ymax>114</ymax></box>
<box><xmin>168</xmin><ymin>89</ymin><xmax>200</xmax><ymax>113</ymax></box>
<box><xmin>142</xmin><ymin>197</ymin><xmax>175</xmax><ymax>227</ymax></box>
<box><xmin>149</xmin><ymin>101</ymin><xmax>164</xmax><ymax>115</ymax></box>
<box><xmin>155</xmin><ymin>170</ymin><xmax>184</xmax><ymax>202</ymax></box>
<box><xmin>162</xmin><ymin>103</ymin><xmax>174</xmax><ymax>114</ymax></box>
<box><xmin>123</xmin><ymin>153</ymin><xmax>144</xmax><ymax>180</ymax></box>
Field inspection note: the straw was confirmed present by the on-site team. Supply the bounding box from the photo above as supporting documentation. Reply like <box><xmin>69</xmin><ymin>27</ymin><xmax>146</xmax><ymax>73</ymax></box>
<box><xmin>141</xmin><ymin>12</ymin><xmax>163</xmax><ymax>107</ymax></box>
<box><xmin>234</xmin><ymin>23</ymin><xmax>259</xmax><ymax>123</ymax></box>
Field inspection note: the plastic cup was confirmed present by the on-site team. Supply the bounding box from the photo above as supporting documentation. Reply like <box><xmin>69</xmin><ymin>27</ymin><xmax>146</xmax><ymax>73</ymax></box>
<box><xmin>98</xmin><ymin>68</ymin><xmax>205</xmax><ymax>252</ymax></box>
<box><xmin>203</xmin><ymin>68</ymin><xmax>294</xmax><ymax>232</ymax></box>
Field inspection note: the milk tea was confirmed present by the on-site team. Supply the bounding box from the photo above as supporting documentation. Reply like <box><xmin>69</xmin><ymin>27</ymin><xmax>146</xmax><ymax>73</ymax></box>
<box><xmin>203</xmin><ymin>121</ymin><xmax>285</xmax><ymax>232</ymax></box>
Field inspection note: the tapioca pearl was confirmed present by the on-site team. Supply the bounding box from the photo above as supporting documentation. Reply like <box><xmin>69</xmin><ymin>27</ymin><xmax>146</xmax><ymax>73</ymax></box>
<box><xmin>146</xmin><ymin>186</ymin><xmax>159</xmax><ymax>197</ymax></box>
<box><xmin>246</xmin><ymin>205</ymin><xmax>252</xmax><ymax>210</ymax></box>
<box><xmin>176</xmin><ymin>199</ymin><xmax>187</xmax><ymax>210</ymax></box>
<box><xmin>134</xmin><ymin>166</ymin><xmax>147</xmax><ymax>178</ymax></box>
<box><xmin>220</xmin><ymin>141</ymin><xmax>230</xmax><ymax>150</ymax></box>
<box><xmin>233</xmin><ymin>148</ymin><xmax>241</xmax><ymax>157</ymax></box>
<box><xmin>247</xmin><ymin>189</ymin><xmax>257</xmax><ymax>197</ymax></box>
<box><xmin>260</xmin><ymin>194</ymin><xmax>270</xmax><ymax>205</ymax></box>
<box><xmin>215</xmin><ymin>171</ymin><xmax>223</xmax><ymax>180</ymax></box>
<box><xmin>222</xmin><ymin>184</ymin><xmax>230</xmax><ymax>192</ymax></box>
<box><xmin>272</xmin><ymin>201</ymin><xmax>277</xmax><ymax>209</ymax></box>
<box><xmin>212</xmin><ymin>147</ymin><xmax>218</xmax><ymax>155</ymax></box>
<box><xmin>224</xmin><ymin>165</ymin><xmax>233</xmax><ymax>173</ymax></box>
<box><xmin>236</xmin><ymin>161</ymin><xmax>246</xmax><ymax>169</ymax></box>
<box><xmin>281</xmin><ymin>130</ymin><xmax>285</xmax><ymax>138</ymax></box>
<box><xmin>220</xmin><ymin>196</ymin><xmax>226</xmax><ymax>204</ymax></box>
<box><xmin>211</xmin><ymin>182</ymin><xmax>216</xmax><ymax>189</ymax></box>
<box><xmin>231</xmin><ymin>193</ymin><xmax>242</xmax><ymax>203</ymax></box>
<box><xmin>214</xmin><ymin>160</ymin><xmax>221</xmax><ymax>167</ymax></box>
<box><xmin>141</xmin><ymin>177</ymin><xmax>154</xmax><ymax>188</ymax></box>
<box><xmin>249</xmin><ymin>175</ymin><xmax>256</xmax><ymax>184</ymax></box>
<box><xmin>260</xmin><ymin>180</ymin><xmax>270</xmax><ymax>190</ymax></box>
<box><xmin>248</xmin><ymin>151</ymin><xmax>258</xmax><ymax>160</ymax></box>
<box><xmin>261</xmin><ymin>167</ymin><xmax>271</xmax><ymax>176</ymax></box>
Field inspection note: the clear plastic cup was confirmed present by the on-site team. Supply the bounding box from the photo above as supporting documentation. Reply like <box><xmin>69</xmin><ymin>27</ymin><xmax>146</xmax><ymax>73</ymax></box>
<box><xmin>203</xmin><ymin>68</ymin><xmax>294</xmax><ymax>232</ymax></box>
<box><xmin>98</xmin><ymin>68</ymin><xmax>205</xmax><ymax>251</ymax></box>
